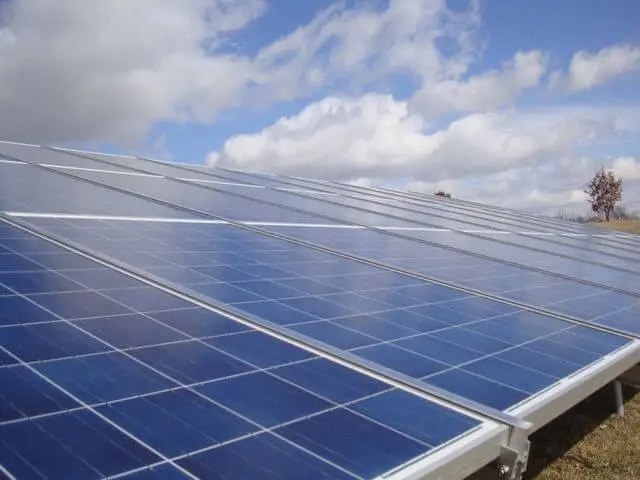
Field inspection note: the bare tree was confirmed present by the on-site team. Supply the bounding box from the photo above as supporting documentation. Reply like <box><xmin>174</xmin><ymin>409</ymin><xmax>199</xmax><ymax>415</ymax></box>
<box><xmin>434</xmin><ymin>190</ymin><xmax>452</xmax><ymax>198</ymax></box>
<box><xmin>584</xmin><ymin>167</ymin><xmax>623</xmax><ymax>222</ymax></box>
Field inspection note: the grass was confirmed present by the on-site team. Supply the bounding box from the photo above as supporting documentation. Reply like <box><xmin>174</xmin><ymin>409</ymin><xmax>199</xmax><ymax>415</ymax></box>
<box><xmin>467</xmin><ymin>219</ymin><xmax>639</xmax><ymax>480</ymax></box>
<box><xmin>468</xmin><ymin>386</ymin><xmax>640</xmax><ymax>480</ymax></box>
<box><xmin>591</xmin><ymin>219</ymin><xmax>640</xmax><ymax>234</ymax></box>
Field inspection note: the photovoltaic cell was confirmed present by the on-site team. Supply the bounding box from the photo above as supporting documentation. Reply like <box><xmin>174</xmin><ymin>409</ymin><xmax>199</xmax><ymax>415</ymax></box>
<box><xmin>0</xmin><ymin>220</ymin><xmax>484</xmax><ymax>479</ymax></box>
<box><xmin>18</xmin><ymin>218</ymin><xmax>633</xmax><ymax>412</ymax></box>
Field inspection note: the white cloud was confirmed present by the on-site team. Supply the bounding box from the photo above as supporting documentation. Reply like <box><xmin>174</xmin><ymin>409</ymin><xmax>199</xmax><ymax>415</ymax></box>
<box><xmin>610</xmin><ymin>156</ymin><xmax>640</xmax><ymax>180</ymax></box>
<box><xmin>0</xmin><ymin>0</ymin><xmax>263</xmax><ymax>145</ymax></box>
<box><xmin>209</xmin><ymin>93</ymin><xmax>640</xmax><ymax>213</ymax></box>
<box><xmin>410</xmin><ymin>50</ymin><xmax>547</xmax><ymax>118</ymax></box>
<box><xmin>251</xmin><ymin>0</ymin><xmax>480</xmax><ymax>103</ymax></box>
<box><xmin>0</xmin><ymin>0</ymin><xmax>483</xmax><ymax>146</ymax></box>
<box><xmin>210</xmin><ymin>94</ymin><xmax>629</xmax><ymax>181</ymax></box>
<box><xmin>551</xmin><ymin>44</ymin><xmax>640</xmax><ymax>91</ymax></box>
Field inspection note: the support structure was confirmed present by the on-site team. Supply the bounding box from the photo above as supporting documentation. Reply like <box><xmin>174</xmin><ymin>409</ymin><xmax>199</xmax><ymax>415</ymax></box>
<box><xmin>613</xmin><ymin>381</ymin><xmax>624</xmax><ymax>417</ymax></box>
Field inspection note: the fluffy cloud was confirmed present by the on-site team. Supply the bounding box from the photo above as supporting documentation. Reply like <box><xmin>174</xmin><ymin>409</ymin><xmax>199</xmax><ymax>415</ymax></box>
<box><xmin>0</xmin><ymin>0</ymin><xmax>265</xmax><ymax>144</ymax></box>
<box><xmin>410</xmin><ymin>50</ymin><xmax>547</xmax><ymax>118</ymax></box>
<box><xmin>209</xmin><ymin>94</ymin><xmax>639</xmax><ymax>213</ymax></box>
<box><xmin>0</xmin><ymin>0</ymin><xmax>480</xmax><ymax>146</ymax></box>
<box><xmin>252</xmin><ymin>0</ymin><xmax>480</xmax><ymax>102</ymax></box>
<box><xmin>551</xmin><ymin>44</ymin><xmax>640</xmax><ymax>91</ymax></box>
<box><xmin>610</xmin><ymin>156</ymin><xmax>640</xmax><ymax>181</ymax></box>
<box><xmin>210</xmin><ymin>94</ymin><xmax>627</xmax><ymax>180</ymax></box>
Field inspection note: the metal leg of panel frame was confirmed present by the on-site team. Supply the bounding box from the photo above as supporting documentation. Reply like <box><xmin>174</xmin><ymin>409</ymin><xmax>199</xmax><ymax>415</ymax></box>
<box><xmin>614</xmin><ymin>381</ymin><xmax>624</xmax><ymax>417</ymax></box>
<box><xmin>498</xmin><ymin>425</ymin><xmax>531</xmax><ymax>480</ymax></box>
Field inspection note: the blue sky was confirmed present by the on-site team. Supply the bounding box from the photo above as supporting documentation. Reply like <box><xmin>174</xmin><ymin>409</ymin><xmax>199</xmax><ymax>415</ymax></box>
<box><xmin>0</xmin><ymin>0</ymin><xmax>639</xmax><ymax>213</ymax></box>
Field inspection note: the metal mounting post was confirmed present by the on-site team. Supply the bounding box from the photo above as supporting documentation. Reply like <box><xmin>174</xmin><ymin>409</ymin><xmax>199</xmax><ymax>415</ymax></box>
<box><xmin>498</xmin><ymin>424</ymin><xmax>531</xmax><ymax>480</ymax></box>
<box><xmin>614</xmin><ymin>381</ymin><xmax>624</xmax><ymax>417</ymax></box>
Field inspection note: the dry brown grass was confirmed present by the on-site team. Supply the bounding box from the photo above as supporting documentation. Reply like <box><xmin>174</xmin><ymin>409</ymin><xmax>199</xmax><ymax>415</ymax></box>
<box><xmin>591</xmin><ymin>219</ymin><xmax>640</xmax><ymax>234</ymax></box>
<box><xmin>468</xmin><ymin>387</ymin><xmax>640</xmax><ymax>480</ymax></box>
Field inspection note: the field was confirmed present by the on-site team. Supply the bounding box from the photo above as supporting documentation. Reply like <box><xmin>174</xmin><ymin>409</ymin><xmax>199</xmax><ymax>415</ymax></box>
<box><xmin>591</xmin><ymin>219</ymin><xmax>640</xmax><ymax>234</ymax></box>
<box><xmin>468</xmin><ymin>221</ymin><xmax>639</xmax><ymax>480</ymax></box>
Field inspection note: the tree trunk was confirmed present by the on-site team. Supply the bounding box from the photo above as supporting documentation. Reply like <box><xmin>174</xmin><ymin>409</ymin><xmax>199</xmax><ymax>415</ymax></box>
<box><xmin>605</xmin><ymin>208</ymin><xmax>610</xmax><ymax>222</ymax></box>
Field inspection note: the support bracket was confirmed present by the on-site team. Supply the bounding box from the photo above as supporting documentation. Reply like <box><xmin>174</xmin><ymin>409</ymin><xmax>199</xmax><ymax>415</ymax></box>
<box><xmin>498</xmin><ymin>425</ymin><xmax>531</xmax><ymax>480</ymax></box>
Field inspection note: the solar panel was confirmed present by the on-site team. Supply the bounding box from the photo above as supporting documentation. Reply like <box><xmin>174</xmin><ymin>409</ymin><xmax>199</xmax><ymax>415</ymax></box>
<box><xmin>0</xmin><ymin>221</ymin><xmax>496</xmax><ymax>480</ymax></box>
<box><xmin>2</xmin><ymin>141</ymin><xmax>639</xmax><ymax>480</ymax></box>
<box><xmin>12</xmin><ymin>152</ymin><xmax>638</xmax><ymax>336</ymax></box>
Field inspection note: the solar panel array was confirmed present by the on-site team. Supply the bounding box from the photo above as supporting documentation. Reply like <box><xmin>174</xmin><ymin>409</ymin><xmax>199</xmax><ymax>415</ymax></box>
<box><xmin>1</xmin><ymin>140</ymin><xmax>639</xmax><ymax>480</ymax></box>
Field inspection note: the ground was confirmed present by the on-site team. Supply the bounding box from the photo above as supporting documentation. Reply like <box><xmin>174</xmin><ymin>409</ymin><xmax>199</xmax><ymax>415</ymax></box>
<box><xmin>591</xmin><ymin>219</ymin><xmax>640</xmax><ymax>234</ymax></box>
<box><xmin>468</xmin><ymin>386</ymin><xmax>640</xmax><ymax>480</ymax></box>
<box><xmin>467</xmin><ymin>220</ymin><xmax>640</xmax><ymax>480</ymax></box>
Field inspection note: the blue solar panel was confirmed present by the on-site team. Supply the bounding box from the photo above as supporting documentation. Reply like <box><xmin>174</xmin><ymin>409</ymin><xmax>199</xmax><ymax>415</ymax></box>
<box><xmin>0</xmin><ymin>221</ymin><xmax>484</xmax><ymax>479</ymax></box>
<box><xmin>0</xmin><ymin>161</ymin><xmax>194</xmax><ymax>218</ymax></box>
<box><xmin>18</xmin><ymin>218</ymin><xmax>633</xmax><ymax>412</ymax></box>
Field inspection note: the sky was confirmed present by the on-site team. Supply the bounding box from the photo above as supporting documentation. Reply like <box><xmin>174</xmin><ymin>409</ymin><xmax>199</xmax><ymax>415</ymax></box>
<box><xmin>0</xmin><ymin>0</ymin><xmax>639</xmax><ymax>215</ymax></box>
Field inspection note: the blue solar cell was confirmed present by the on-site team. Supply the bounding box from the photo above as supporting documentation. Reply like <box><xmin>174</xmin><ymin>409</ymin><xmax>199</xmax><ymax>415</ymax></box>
<box><xmin>276</xmin><ymin>408</ymin><xmax>427</xmax><ymax>479</ymax></box>
<box><xmin>334</xmin><ymin>314</ymin><xmax>419</xmax><ymax>340</ymax></box>
<box><xmin>0</xmin><ymin>295</ymin><xmax>59</xmax><ymax>326</ymax></box>
<box><xmin>525</xmin><ymin>338</ymin><xmax>602</xmax><ymax>366</ymax></box>
<box><xmin>0</xmin><ymin>348</ymin><xmax>19</xmax><ymax>366</ymax></box>
<box><xmin>198</xmin><ymin>372</ymin><xmax>332</xmax><ymax>427</ymax></box>
<box><xmin>495</xmin><ymin>348</ymin><xmax>580</xmax><ymax>378</ymax></box>
<box><xmin>35</xmin><ymin>352</ymin><xmax>175</xmax><ymax>403</ymax></box>
<box><xmin>0</xmin><ymin>271</ymin><xmax>86</xmax><ymax>294</ymax></box>
<box><xmin>0</xmin><ymin>411</ymin><xmax>160</xmax><ymax>479</ymax></box>
<box><xmin>462</xmin><ymin>357</ymin><xmax>559</xmax><ymax>394</ymax></box>
<box><xmin>188</xmin><ymin>282</ymin><xmax>266</xmax><ymax>304</ymax></box>
<box><xmin>28</xmin><ymin>290</ymin><xmax>134</xmax><ymax>319</ymax></box>
<box><xmin>130</xmin><ymin>340</ymin><xmax>253</xmax><ymax>383</ymax></box>
<box><xmin>192</xmin><ymin>265</ymin><xmax>260</xmax><ymax>282</ymax></box>
<box><xmin>280</xmin><ymin>296</ymin><xmax>359</xmax><ymax>319</ymax></box>
<box><xmin>236</xmin><ymin>300</ymin><xmax>321</xmax><ymax>325</ymax></box>
<box><xmin>0</xmin><ymin>254</ymin><xmax>44</xmax><ymax>272</ymax></box>
<box><xmin>429</xmin><ymin>327</ymin><xmax>512</xmax><ymax>354</ymax></box>
<box><xmin>0</xmin><ymin>322</ymin><xmax>111</xmax><ymax>362</ymax></box>
<box><xmin>351</xmin><ymin>389</ymin><xmax>479</xmax><ymax>447</ymax></box>
<box><xmin>100</xmin><ymin>287</ymin><xmax>194</xmax><ymax>312</ymax></box>
<box><xmin>98</xmin><ymin>389</ymin><xmax>258</xmax><ymax>457</ymax></box>
<box><xmin>372</xmin><ymin>309</ymin><xmax>451</xmax><ymax>332</ymax></box>
<box><xmin>62</xmin><ymin>268</ymin><xmax>144</xmax><ymax>289</ymax></box>
<box><xmin>394</xmin><ymin>334</ymin><xmax>485</xmax><ymax>365</ymax></box>
<box><xmin>355</xmin><ymin>343</ymin><xmax>449</xmax><ymax>378</ymax></box>
<box><xmin>75</xmin><ymin>313</ymin><xmax>189</xmax><ymax>348</ymax></box>
<box><xmin>148</xmin><ymin>308</ymin><xmax>250</xmax><ymax>338</ymax></box>
<box><xmin>0</xmin><ymin>366</ymin><xmax>79</xmax><ymax>421</ymax></box>
<box><xmin>291</xmin><ymin>321</ymin><xmax>378</xmax><ymax>349</ymax></box>
<box><xmin>272</xmin><ymin>358</ymin><xmax>388</xmax><ymax>403</ymax></box>
<box><xmin>231</xmin><ymin>279</ymin><xmax>303</xmax><ymax>299</ymax></box>
<box><xmin>119</xmin><ymin>463</ymin><xmax>191</xmax><ymax>480</ymax></box>
<box><xmin>429</xmin><ymin>369</ymin><xmax>529</xmax><ymax>410</ymax></box>
<box><xmin>176</xmin><ymin>432</ymin><xmax>354</xmax><ymax>480</ymax></box>
<box><xmin>205</xmin><ymin>331</ymin><xmax>312</xmax><ymax>368</ymax></box>
<box><xmin>22</xmin><ymin>252</ymin><xmax>99</xmax><ymax>270</ymax></box>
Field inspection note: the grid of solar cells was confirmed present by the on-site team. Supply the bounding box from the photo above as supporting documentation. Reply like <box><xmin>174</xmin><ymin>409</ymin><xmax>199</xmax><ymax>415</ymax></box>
<box><xmin>263</xmin><ymin>173</ymin><xmax>640</xmax><ymax>259</ymax></box>
<box><xmin>224</xmin><ymin>167</ymin><xmax>640</xmax><ymax>250</ymax></box>
<box><xmin>261</xmin><ymin>226</ymin><xmax>640</xmax><ymax>336</ymax></box>
<box><xmin>19</xmin><ymin>160</ymin><xmax>639</xmax><ymax>301</ymax></box>
<box><xmin>20</xmin><ymin>217</ymin><xmax>633</xmax><ymax>413</ymax></box>
<box><xmin>357</xmin><ymin>183</ymin><xmax>640</xmax><ymax>246</ymax></box>
<box><xmin>0</xmin><ymin>143</ymin><xmax>143</xmax><ymax>174</ymax></box>
<box><xmin>12</xmin><ymin>146</ymin><xmax>638</xmax><ymax>272</ymax></box>
<box><xmin>70</xmin><ymin>152</ymin><xmax>640</xmax><ymax>261</ymax></box>
<box><xmin>0</xmin><ymin>221</ymin><xmax>487</xmax><ymax>480</ymax></box>
<box><xmin>0</xmin><ymin>162</ymin><xmax>193</xmax><ymax>218</ymax></box>
<box><xmin>184</xmin><ymin>177</ymin><xmax>640</xmax><ymax>271</ymax></box>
